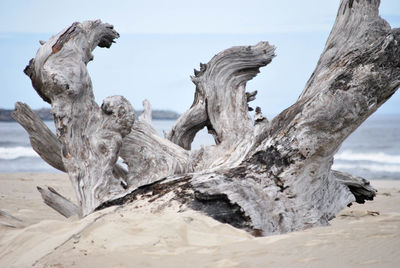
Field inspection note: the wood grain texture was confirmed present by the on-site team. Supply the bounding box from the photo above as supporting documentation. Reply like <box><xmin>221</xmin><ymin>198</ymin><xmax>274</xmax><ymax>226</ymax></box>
<box><xmin>18</xmin><ymin>0</ymin><xmax>400</xmax><ymax>235</ymax></box>
<box><xmin>12</xmin><ymin>102</ymin><xmax>130</xmax><ymax>184</ymax></box>
<box><xmin>120</xmin><ymin>101</ymin><xmax>192</xmax><ymax>188</ymax></box>
<box><xmin>23</xmin><ymin>20</ymin><xmax>134</xmax><ymax>216</ymax></box>
<box><xmin>12</xmin><ymin>102</ymin><xmax>65</xmax><ymax>172</ymax></box>
<box><xmin>37</xmin><ymin>186</ymin><xmax>79</xmax><ymax>218</ymax></box>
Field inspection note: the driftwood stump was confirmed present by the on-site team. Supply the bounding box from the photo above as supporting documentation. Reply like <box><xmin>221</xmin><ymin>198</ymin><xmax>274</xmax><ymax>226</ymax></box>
<box><xmin>14</xmin><ymin>0</ymin><xmax>398</xmax><ymax>235</ymax></box>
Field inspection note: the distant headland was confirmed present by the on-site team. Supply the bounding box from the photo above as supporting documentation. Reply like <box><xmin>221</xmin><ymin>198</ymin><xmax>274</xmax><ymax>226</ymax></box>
<box><xmin>0</xmin><ymin>108</ymin><xmax>179</xmax><ymax>121</ymax></box>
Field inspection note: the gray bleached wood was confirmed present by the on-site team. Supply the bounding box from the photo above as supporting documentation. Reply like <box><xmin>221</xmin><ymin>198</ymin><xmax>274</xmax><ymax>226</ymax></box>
<box><xmin>331</xmin><ymin>170</ymin><xmax>376</xmax><ymax>204</ymax></box>
<box><xmin>37</xmin><ymin>186</ymin><xmax>79</xmax><ymax>218</ymax></box>
<box><xmin>120</xmin><ymin>42</ymin><xmax>276</xmax><ymax>187</ymax></box>
<box><xmin>12</xmin><ymin>102</ymin><xmax>65</xmax><ymax>172</ymax></box>
<box><xmin>127</xmin><ymin>0</ymin><xmax>398</xmax><ymax>235</ymax></box>
<box><xmin>166</xmin><ymin>42</ymin><xmax>275</xmax><ymax>152</ymax></box>
<box><xmin>12</xmin><ymin>95</ymin><xmax>130</xmax><ymax>197</ymax></box>
<box><xmin>0</xmin><ymin>210</ymin><xmax>23</xmax><ymax>223</ymax></box>
<box><xmin>18</xmin><ymin>0</ymin><xmax>399</xmax><ymax>236</ymax></box>
<box><xmin>0</xmin><ymin>210</ymin><xmax>24</xmax><ymax>228</ymax></box>
<box><xmin>120</xmin><ymin>104</ymin><xmax>191</xmax><ymax>188</ymax></box>
<box><xmin>23</xmin><ymin>20</ymin><xmax>135</xmax><ymax>216</ymax></box>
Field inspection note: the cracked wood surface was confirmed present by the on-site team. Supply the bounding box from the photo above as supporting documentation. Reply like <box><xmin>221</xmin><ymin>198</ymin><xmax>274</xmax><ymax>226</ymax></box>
<box><xmin>23</xmin><ymin>20</ymin><xmax>134</xmax><ymax>216</ymax></box>
<box><xmin>17</xmin><ymin>0</ymin><xmax>398</xmax><ymax>235</ymax></box>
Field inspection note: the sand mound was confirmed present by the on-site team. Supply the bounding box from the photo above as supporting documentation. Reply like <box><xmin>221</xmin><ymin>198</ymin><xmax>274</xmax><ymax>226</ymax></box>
<box><xmin>1</xmin><ymin>173</ymin><xmax>399</xmax><ymax>267</ymax></box>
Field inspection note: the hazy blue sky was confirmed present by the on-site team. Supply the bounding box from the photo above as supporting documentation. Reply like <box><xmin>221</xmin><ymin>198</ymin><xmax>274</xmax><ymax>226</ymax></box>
<box><xmin>1</xmin><ymin>0</ymin><xmax>399</xmax><ymax>116</ymax></box>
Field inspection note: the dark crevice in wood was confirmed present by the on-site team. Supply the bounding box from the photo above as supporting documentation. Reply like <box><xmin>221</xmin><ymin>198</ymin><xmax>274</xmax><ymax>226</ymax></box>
<box><xmin>190</xmin><ymin>191</ymin><xmax>253</xmax><ymax>230</ymax></box>
<box><xmin>332</xmin><ymin>170</ymin><xmax>377</xmax><ymax>205</ymax></box>
<box><xmin>16</xmin><ymin>0</ymin><xmax>399</xmax><ymax>235</ymax></box>
<box><xmin>52</xmin><ymin>23</ymin><xmax>78</xmax><ymax>54</ymax></box>
<box><xmin>95</xmin><ymin>176</ymin><xmax>192</xmax><ymax>211</ymax></box>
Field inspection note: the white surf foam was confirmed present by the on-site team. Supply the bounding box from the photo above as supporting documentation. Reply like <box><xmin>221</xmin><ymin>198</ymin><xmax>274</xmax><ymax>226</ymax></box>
<box><xmin>332</xmin><ymin>163</ymin><xmax>400</xmax><ymax>173</ymax></box>
<box><xmin>0</xmin><ymin>147</ymin><xmax>39</xmax><ymax>160</ymax></box>
<box><xmin>335</xmin><ymin>150</ymin><xmax>400</xmax><ymax>164</ymax></box>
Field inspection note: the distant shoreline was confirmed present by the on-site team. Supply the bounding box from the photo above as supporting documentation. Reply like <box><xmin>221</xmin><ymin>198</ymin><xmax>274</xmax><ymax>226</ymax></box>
<box><xmin>0</xmin><ymin>108</ymin><xmax>180</xmax><ymax>121</ymax></box>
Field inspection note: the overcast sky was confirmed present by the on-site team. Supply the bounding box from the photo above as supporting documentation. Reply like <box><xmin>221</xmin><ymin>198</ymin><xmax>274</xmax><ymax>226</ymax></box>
<box><xmin>1</xmin><ymin>0</ymin><xmax>399</xmax><ymax>116</ymax></box>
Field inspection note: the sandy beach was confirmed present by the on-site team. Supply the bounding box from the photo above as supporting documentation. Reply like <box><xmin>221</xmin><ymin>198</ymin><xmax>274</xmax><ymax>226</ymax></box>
<box><xmin>0</xmin><ymin>173</ymin><xmax>399</xmax><ymax>268</ymax></box>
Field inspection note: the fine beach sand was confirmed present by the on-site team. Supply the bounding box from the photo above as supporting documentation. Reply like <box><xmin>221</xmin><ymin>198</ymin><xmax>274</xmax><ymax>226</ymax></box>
<box><xmin>0</xmin><ymin>173</ymin><xmax>399</xmax><ymax>268</ymax></box>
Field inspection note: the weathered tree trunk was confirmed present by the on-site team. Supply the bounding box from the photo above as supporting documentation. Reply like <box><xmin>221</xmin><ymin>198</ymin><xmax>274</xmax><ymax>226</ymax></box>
<box><xmin>11</xmin><ymin>103</ymin><xmax>129</xmax><ymax>181</ymax></box>
<box><xmin>23</xmin><ymin>21</ymin><xmax>135</xmax><ymax>216</ymax></box>
<box><xmin>17</xmin><ymin>0</ymin><xmax>399</xmax><ymax>235</ymax></box>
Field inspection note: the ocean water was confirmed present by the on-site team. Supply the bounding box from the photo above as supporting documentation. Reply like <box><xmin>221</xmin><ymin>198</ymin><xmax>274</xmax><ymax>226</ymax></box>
<box><xmin>0</xmin><ymin>115</ymin><xmax>399</xmax><ymax>180</ymax></box>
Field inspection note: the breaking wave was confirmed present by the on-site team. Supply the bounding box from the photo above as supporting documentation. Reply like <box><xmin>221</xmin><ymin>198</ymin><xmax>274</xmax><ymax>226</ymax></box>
<box><xmin>0</xmin><ymin>146</ymin><xmax>39</xmax><ymax>160</ymax></box>
<box><xmin>334</xmin><ymin>150</ymin><xmax>400</xmax><ymax>164</ymax></box>
<box><xmin>332</xmin><ymin>163</ymin><xmax>400</xmax><ymax>173</ymax></box>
